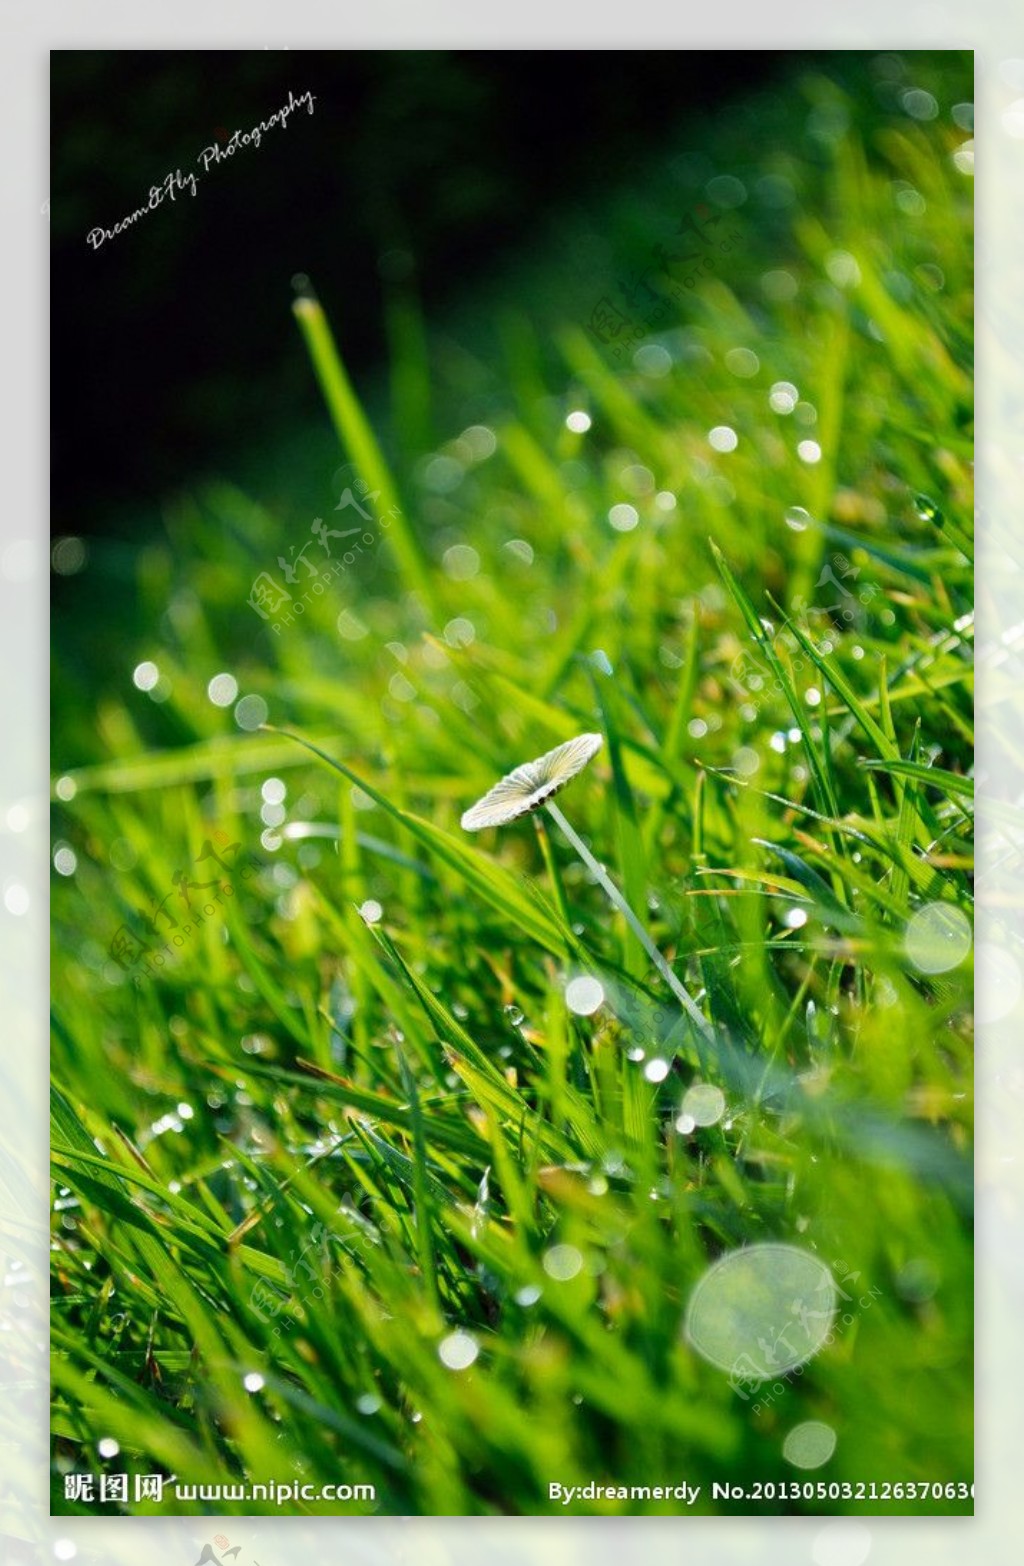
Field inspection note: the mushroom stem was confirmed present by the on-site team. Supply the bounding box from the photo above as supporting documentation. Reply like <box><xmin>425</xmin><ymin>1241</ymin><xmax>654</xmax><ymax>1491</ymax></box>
<box><xmin>533</xmin><ymin>812</ymin><xmax>574</xmax><ymax>946</ymax></box>
<box><xmin>544</xmin><ymin>800</ymin><xmax>715</xmax><ymax>1049</ymax></box>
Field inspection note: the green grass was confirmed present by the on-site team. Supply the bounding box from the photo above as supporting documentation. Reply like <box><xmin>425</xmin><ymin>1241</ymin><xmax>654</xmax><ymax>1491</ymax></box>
<box><xmin>50</xmin><ymin>53</ymin><xmax>974</xmax><ymax>1517</ymax></box>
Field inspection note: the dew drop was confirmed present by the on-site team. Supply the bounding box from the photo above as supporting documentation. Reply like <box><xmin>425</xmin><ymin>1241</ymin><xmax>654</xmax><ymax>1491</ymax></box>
<box><xmin>543</xmin><ymin>1244</ymin><xmax>583</xmax><ymax>1281</ymax></box>
<box><xmin>438</xmin><ymin>1330</ymin><xmax>479</xmax><ymax>1370</ymax></box>
<box><xmin>565</xmin><ymin>976</ymin><xmax>604</xmax><ymax>1016</ymax></box>
<box><xmin>681</xmin><ymin>1082</ymin><xmax>726</xmax><ymax>1126</ymax></box>
<box><xmin>207</xmin><ymin>672</ymin><xmax>239</xmax><ymax>707</ymax></box>
<box><xmin>132</xmin><ymin>660</ymin><xmax>159</xmax><ymax>692</ymax></box>
<box><xmin>53</xmin><ymin>844</ymin><xmax>77</xmax><ymax>877</ymax></box>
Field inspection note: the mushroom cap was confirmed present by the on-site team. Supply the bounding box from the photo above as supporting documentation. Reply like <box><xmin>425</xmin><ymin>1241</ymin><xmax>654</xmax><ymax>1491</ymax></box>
<box><xmin>460</xmin><ymin>733</ymin><xmax>604</xmax><ymax>832</ymax></box>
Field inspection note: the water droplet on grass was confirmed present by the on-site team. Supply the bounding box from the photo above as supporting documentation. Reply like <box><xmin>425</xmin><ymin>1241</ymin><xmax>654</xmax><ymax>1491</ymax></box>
<box><xmin>132</xmin><ymin>661</ymin><xmax>159</xmax><ymax>692</ymax></box>
<box><xmin>442</xmin><ymin>544</ymin><xmax>480</xmax><ymax>580</ymax></box>
<box><xmin>706</xmin><ymin>174</ymin><xmax>747</xmax><ymax>208</ymax></box>
<box><xmin>235</xmin><ymin>694</ymin><xmax>269</xmax><ymax>731</ymax></box>
<box><xmin>543</xmin><ymin>1244</ymin><xmax>583</xmax><ymax>1281</ymax></box>
<box><xmin>503</xmin><ymin>538</ymin><xmax>534</xmax><ymax>564</ymax></box>
<box><xmin>901</xmin><ymin>87</ymin><xmax>938</xmax><ymax>120</ymax></box>
<box><xmin>761</xmin><ymin>269</ymin><xmax>798</xmax><ymax>301</ymax></box>
<box><xmin>461</xmin><ymin>424</ymin><xmax>497</xmax><ymax>460</ymax></box>
<box><xmin>725</xmin><ymin>347</ymin><xmax>759</xmax><ymax>378</ymax></box>
<box><xmin>424</xmin><ymin>454</ymin><xmax>464</xmax><ymax>494</ymax></box>
<box><xmin>51</xmin><ymin>536</ymin><xmax>87</xmax><ymax>576</ymax></box>
<box><xmin>634</xmin><ymin>344</ymin><xmax>672</xmax><ymax>377</ymax></box>
<box><xmin>565</xmin><ymin>976</ymin><xmax>604</xmax><ymax>1016</ymax></box>
<box><xmin>53</xmin><ymin>844</ymin><xmax>77</xmax><ymax>876</ymax></box>
<box><xmin>682</xmin><ymin>1082</ymin><xmax>726</xmax><ymax>1125</ymax></box>
<box><xmin>444</xmin><ymin>617</ymin><xmax>476</xmax><ymax>648</ymax></box>
<box><xmin>439</xmin><ymin>1331</ymin><xmax>479</xmax><ymax>1370</ymax></box>
<box><xmin>207</xmin><ymin>672</ymin><xmax>238</xmax><ymax>707</ymax></box>
<box><xmin>895</xmin><ymin>1258</ymin><xmax>940</xmax><ymax>1302</ymax></box>
<box><xmin>825</xmin><ymin>251</ymin><xmax>861</xmax><ymax>288</ymax></box>
<box><xmin>608</xmin><ymin>503</ymin><xmax>639</xmax><ymax>532</ymax></box>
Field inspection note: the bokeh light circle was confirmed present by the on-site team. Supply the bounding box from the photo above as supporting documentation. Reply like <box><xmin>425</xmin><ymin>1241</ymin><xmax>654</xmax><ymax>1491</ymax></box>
<box><xmin>685</xmin><ymin>1243</ymin><xmax>837</xmax><ymax>1376</ymax></box>
<box><xmin>565</xmin><ymin>976</ymin><xmax>604</xmax><ymax>1016</ymax></box>
<box><xmin>234</xmin><ymin>694</ymin><xmax>269</xmax><ymax>732</ymax></box>
<box><xmin>682</xmin><ymin>1082</ymin><xmax>726</xmax><ymax>1126</ymax></box>
<box><xmin>783</xmin><ymin>1420</ymin><xmax>837</xmax><ymax>1469</ymax></box>
<box><xmin>904</xmin><ymin>903</ymin><xmax>972</xmax><ymax>974</ymax></box>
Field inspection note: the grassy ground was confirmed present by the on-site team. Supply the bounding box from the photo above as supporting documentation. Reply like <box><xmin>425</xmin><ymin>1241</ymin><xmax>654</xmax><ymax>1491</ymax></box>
<box><xmin>50</xmin><ymin>52</ymin><xmax>974</xmax><ymax>1517</ymax></box>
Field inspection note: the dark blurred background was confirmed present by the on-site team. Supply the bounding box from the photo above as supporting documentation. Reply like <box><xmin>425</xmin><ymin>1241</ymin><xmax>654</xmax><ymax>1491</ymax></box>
<box><xmin>51</xmin><ymin>49</ymin><xmax>798</xmax><ymax>538</ymax></box>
